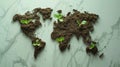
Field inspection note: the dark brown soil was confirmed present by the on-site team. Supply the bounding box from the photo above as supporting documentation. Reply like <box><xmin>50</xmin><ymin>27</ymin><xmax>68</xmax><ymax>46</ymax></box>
<box><xmin>33</xmin><ymin>8</ymin><xmax>53</xmax><ymax>20</ymax></box>
<box><xmin>51</xmin><ymin>9</ymin><xmax>99</xmax><ymax>55</ymax></box>
<box><xmin>13</xmin><ymin>7</ymin><xmax>101</xmax><ymax>58</ymax></box>
<box><xmin>13</xmin><ymin>7</ymin><xmax>52</xmax><ymax>59</ymax></box>
<box><xmin>99</xmin><ymin>53</ymin><xmax>104</xmax><ymax>58</ymax></box>
<box><xmin>86</xmin><ymin>45</ymin><xmax>98</xmax><ymax>55</ymax></box>
<box><xmin>32</xmin><ymin>38</ymin><xmax>46</xmax><ymax>59</ymax></box>
<box><xmin>57</xmin><ymin>10</ymin><xmax>62</xmax><ymax>14</ymax></box>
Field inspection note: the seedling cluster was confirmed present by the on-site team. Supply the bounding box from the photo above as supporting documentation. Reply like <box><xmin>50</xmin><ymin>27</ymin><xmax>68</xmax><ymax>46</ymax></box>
<box><xmin>33</xmin><ymin>39</ymin><xmax>41</xmax><ymax>47</ymax></box>
<box><xmin>56</xmin><ymin>36</ymin><xmax>65</xmax><ymax>42</ymax></box>
<box><xmin>54</xmin><ymin>13</ymin><xmax>64</xmax><ymax>22</ymax></box>
<box><xmin>20</xmin><ymin>19</ymin><xmax>32</xmax><ymax>24</ymax></box>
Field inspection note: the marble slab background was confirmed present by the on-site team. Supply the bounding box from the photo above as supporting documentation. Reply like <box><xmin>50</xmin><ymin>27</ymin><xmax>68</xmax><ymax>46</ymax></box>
<box><xmin>0</xmin><ymin>0</ymin><xmax>120</xmax><ymax>67</ymax></box>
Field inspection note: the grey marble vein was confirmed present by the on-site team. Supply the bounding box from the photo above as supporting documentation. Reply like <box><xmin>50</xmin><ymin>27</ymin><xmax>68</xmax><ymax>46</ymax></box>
<box><xmin>12</xmin><ymin>57</ymin><xmax>27</xmax><ymax>67</ymax></box>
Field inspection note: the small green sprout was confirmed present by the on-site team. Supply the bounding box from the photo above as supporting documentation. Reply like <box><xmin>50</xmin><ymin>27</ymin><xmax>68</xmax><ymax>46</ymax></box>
<box><xmin>89</xmin><ymin>43</ymin><xmax>95</xmax><ymax>49</ymax></box>
<box><xmin>56</xmin><ymin>37</ymin><xmax>65</xmax><ymax>42</ymax></box>
<box><xmin>59</xmin><ymin>19</ymin><xmax>64</xmax><ymax>22</ymax></box>
<box><xmin>81</xmin><ymin>20</ymin><xmax>87</xmax><ymax>25</ymax></box>
<box><xmin>54</xmin><ymin>13</ymin><xmax>63</xmax><ymax>22</ymax></box>
<box><xmin>76</xmin><ymin>20</ymin><xmax>87</xmax><ymax>26</ymax></box>
<box><xmin>20</xmin><ymin>19</ymin><xmax>31</xmax><ymax>24</ymax></box>
<box><xmin>33</xmin><ymin>39</ymin><xmax>40</xmax><ymax>46</ymax></box>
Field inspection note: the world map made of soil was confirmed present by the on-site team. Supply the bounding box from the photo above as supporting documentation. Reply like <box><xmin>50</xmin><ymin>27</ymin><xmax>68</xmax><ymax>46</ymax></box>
<box><xmin>13</xmin><ymin>7</ymin><xmax>101</xmax><ymax>59</ymax></box>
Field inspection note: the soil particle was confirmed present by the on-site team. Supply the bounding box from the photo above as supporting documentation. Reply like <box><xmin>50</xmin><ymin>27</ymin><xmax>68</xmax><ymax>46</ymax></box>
<box><xmin>99</xmin><ymin>53</ymin><xmax>104</xmax><ymax>58</ymax></box>
<box><xmin>57</xmin><ymin>10</ymin><xmax>62</xmax><ymax>14</ymax></box>
<box><xmin>67</xmin><ymin>12</ymin><xmax>71</xmax><ymax>16</ymax></box>
<box><xmin>86</xmin><ymin>46</ymin><xmax>98</xmax><ymax>55</ymax></box>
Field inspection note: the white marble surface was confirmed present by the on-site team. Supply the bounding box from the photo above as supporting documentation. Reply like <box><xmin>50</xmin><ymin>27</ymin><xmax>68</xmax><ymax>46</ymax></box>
<box><xmin>0</xmin><ymin>0</ymin><xmax>120</xmax><ymax>67</ymax></box>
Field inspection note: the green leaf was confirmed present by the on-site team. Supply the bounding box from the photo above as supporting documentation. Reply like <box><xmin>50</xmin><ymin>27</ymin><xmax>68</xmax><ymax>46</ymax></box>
<box><xmin>32</xmin><ymin>39</ymin><xmax>40</xmax><ymax>46</ymax></box>
<box><xmin>54</xmin><ymin>13</ymin><xmax>63</xmax><ymax>22</ymax></box>
<box><xmin>59</xmin><ymin>18</ymin><xmax>64</xmax><ymax>22</ymax></box>
<box><xmin>56</xmin><ymin>37</ymin><xmax>65</xmax><ymax>42</ymax></box>
<box><xmin>20</xmin><ymin>19</ymin><xmax>31</xmax><ymax>24</ymax></box>
<box><xmin>89</xmin><ymin>43</ymin><xmax>95</xmax><ymax>49</ymax></box>
<box><xmin>36</xmin><ymin>39</ymin><xmax>39</xmax><ymax>43</ymax></box>
<box><xmin>76</xmin><ymin>20</ymin><xmax>87</xmax><ymax>26</ymax></box>
<box><xmin>54</xmin><ymin>14</ymin><xmax>62</xmax><ymax>19</ymax></box>
<box><xmin>81</xmin><ymin>20</ymin><xmax>87</xmax><ymax>25</ymax></box>
<box><xmin>33</xmin><ymin>43</ymin><xmax>37</xmax><ymax>46</ymax></box>
<box><xmin>33</xmin><ymin>43</ymin><xmax>40</xmax><ymax>46</ymax></box>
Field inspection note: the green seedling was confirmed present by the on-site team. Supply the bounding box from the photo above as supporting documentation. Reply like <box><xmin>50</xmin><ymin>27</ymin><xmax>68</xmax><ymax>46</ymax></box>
<box><xmin>58</xmin><ymin>19</ymin><xmax>64</xmax><ymax>22</ymax></box>
<box><xmin>56</xmin><ymin>37</ymin><xmax>65</xmax><ymax>42</ymax></box>
<box><xmin>33</xmin><ymin>39</ymin><xmax>41</xmax><ymax>47</ymax></box>
<box><xmin>20</xmin><ymin>19</ymin><xmax>32</xmax><ymax>24</ymax></box>
<box><xmin>77</xmin><ymin>20</ymin><xmax>87</xmax><ymax>26</ymax></box>
<box><xmin>89</xmin><ymin>43</ymin><xmax>95</xmax><ymax>49</ymax></box>
<box><xmin>54</xmin><ymin>13</ymin><xmax>63</xmax><ymax>22</ymax></box>
<box><xmin>81</xmin><ymin>20</ymin><xmax>87</xmax><ymax>25</ymax></box>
